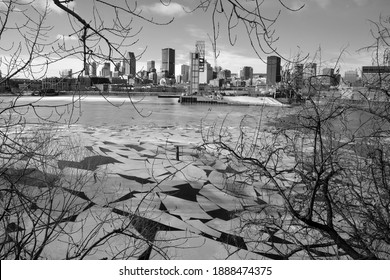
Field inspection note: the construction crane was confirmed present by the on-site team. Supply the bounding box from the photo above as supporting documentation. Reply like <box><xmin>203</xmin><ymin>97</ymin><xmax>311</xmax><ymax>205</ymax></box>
<box><xmin>188</xmin><ymin>41</ymin><xmax>205</xmax><ymax>95</ymax></box>
<box><xmin>196</xmin><ymin>41</ymin><xmax>205</xmax><ymax>72</ymax></box>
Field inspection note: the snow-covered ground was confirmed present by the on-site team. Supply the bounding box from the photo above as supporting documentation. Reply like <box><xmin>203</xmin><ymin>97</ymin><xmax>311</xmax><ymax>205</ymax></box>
<box><xmin>223</xmin><ymin>96</ymin><xmax>286</xmax><ymax>106</ymax></box>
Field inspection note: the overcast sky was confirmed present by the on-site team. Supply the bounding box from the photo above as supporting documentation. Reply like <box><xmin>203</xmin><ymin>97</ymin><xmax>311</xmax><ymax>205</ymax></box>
<box><xmin>133</xmin><ymin>0</ymin><xmax>387</xmax><ymax>75</ymax></box>
<box><xmin>1</xmin><ymin>0</ymin><xmax>389</xmax><ymax>77</ymax></box>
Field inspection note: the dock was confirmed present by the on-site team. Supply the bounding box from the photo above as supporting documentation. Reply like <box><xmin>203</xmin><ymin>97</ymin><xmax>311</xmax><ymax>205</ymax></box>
<box><xmin>179</xmin><ymin>95</ymin><xmax>287</xmax><ymax>106</ymax></box>
<box><xmin>179</xmin><ymin>96</ymin><xmax>228</xmax><ymax>105</ymax></box>
<box><xmin>157</xmin><ymin>94</ymin><xmax>181</xmax><ymax>98</ymax></box>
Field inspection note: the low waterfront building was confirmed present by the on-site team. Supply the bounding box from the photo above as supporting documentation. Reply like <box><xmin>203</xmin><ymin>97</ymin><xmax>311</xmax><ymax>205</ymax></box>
<box><xmin>344</xmin><ymin>70</ymin><xmax>359</xmax><ymax>86</ymax></box>
<box><xmin>362</xmin><ymin>66</ymin><xmax>390</xmax><ymax>88</ymax></box>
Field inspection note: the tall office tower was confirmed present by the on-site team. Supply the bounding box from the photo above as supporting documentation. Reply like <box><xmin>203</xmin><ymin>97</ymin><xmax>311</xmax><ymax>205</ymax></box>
<box><xmin>60</xmin><ymin>69</ymin><xmax>72</xmax><ymax>78</ymax></box>
<box><xmin>307</xmin><ymin>63</ymin><xmax>317</xmax><ymax>77</ymax></box>
<box><xmin>124</xmin><ymin>52</ymin><xmax>136</xmax><ymax>77</ymax></box>
<box><xmin>84</xmin><ymin>62</ymin><xmax>90</xmax><ymax>76</ymax></box>
<box><xmin>148</xmin><ymin>70</ymin><xmax>157</xmax><ymax>84</ymax></box>
<box><xmin>199</xmin><ymin>61</ymin><xmax>213</xmax><ymax>84</ymax></box>
<box><xmin>121</xmin><ymin>58</ymin><xmax>126</xmax><ymax>75</ymax></box>
<box><xmin>266</xmin><ymin>56</ymin><xmax>281</xmax><ymax>86</ymax></box>
<box><xmin>218</xmin><ymin>69</ymin><xmax>232</xmax><ymax>81</ymax></box>
<box><xmin>384</xmin><ymin>49</ymin><xmax>390</xmax><ymax>66</ymax></box>
<box><xmin>147</xmin><ymin>60</ymin><xmax>155</xmax><ymax>72</ymax></box>
<box><xmin>303</xmin><ymin>62</ymin><xmax>317</xmax><ymax>84</ymax></box>
<box><xmin>344</xmin><ymin>70</ymin><xmax>358</xmax><ymax>86</ymax></box>
<box><xmin>114</xmin><ymin>62</ymin><xmax>121</xmax><ymax>72</ymax></box>
<box><xmin>240</xmin><ymin>66</ymin><xmax>253</xmax><ymax>80</ymax></box>
<box><xmin>162</xmin><ymin>48</ymin><xmax>175</xmax><ymax>78</ymax></box>
<box><xmin>293</xmin><ymin>63</ymin><xmax>304</xmax><ymax>89</ymax></box>
<box><xmin>322</xmin><ymin>68</ymin><xmax>335</xmax><ymax>86</ymax></box>
<box><xmin>181</xmin><ymin>64</ymin><xmax>190</xmax><ymax>83</ymax></box>
<box><xmin>91</xmin><ymin>62</ymin><xmax>97</xmax><ymax>77</ymax></box>
<box><xmin>100</xmin><ymin>62</ymin><xmax>111</xmax><ymax>77</ymax></box>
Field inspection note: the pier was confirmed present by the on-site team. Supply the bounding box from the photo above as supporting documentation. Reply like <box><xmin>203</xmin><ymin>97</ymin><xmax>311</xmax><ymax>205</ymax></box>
<box><xmin>179</xmin><ymin>95</ymin><xmax>287</xmax><ymax>106</ymax></box>
<box><xmin>179</xmin><ymin>96</ymin><xmax>228</xmax><ymax>105</ymax></box>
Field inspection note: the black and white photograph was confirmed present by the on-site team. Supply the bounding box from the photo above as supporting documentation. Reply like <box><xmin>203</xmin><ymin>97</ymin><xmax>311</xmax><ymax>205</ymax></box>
<box><xmin>1</xmin><ymin>0</ymin><xmax>389</xmax><ymax>278</ymax></box>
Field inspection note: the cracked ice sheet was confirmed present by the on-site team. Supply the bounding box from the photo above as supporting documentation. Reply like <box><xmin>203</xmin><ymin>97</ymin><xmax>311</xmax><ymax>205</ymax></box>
<box><xmin>140</xmin><ymin>211</ymin><xmax>202</xmax><ymax>235</ymax></box>
<box><xmin>205</xmin><ymin>217</ymin><xmax>245</xmax><ymax>237</ymax></box>
<box><xmin>99</xmin><ymin>148</ymin><xmax>146</xmax><ymax>160</ymax></box>
<box><xmin>102</xmin><ymin>157</ymin><xmax>149</xmax><ymax>172</ymax></box>
<box><xmin>150</xmin><ymin>231</ymin><xmax>268</xmax><ymax>260</ymax></box>
<box><xmin>199</xmin><ymin>184</ymin><xmax>245</xmax><ymax>212</ymax></box>
<box><xmin>111</xmin><ymin>192</ymin><xmax>161</xmax><ymax>213</ymax></box>
<box><xmin>158</xmin><ymin>193</ymin><xmax>213</xmax><ymax>221</ymax></box>
<box><xmin>138</xmin><ymin>143</ymin><xmax>160</xmax><ymax>152</ymax></box>
<box><xmin>184</xmin><ymin>219</ymin><xmax>222</xmax><ymax>238</ymax></box>
<box><xmin>42</xmin><ymin>206</ymin><xmax>148</xmax><ymax>260</ymax></box>
<box><xmin>196</xmin><ymin>194</ymin><xmax>220</xmax><ymax>212</ymax></box>
<box><xmin>208</xmin><ymin>169</ymin><xmax>225</xmax><ymax>184</ymax></box>
<box><xmin>105</xmin><ymin>167</ymin><xmax>154</xmax><ymax>183</ymax></box>
<box><xmin>81</xmin><ymin>175</ymin><xmax>140</xmax><ymax>205</ymax></box>
<box><xmin>143</xmin><ymin>180</ymin><xmax>185</xmax><ymax>192</ymax></box>
<box><xmin>165</xmin><ymin>161</ymin><xmax>208</xmax><ymax>183</ymax></box>
<box><xmin>33</xmin><ymin>189</ymin><xmax>89</xmax><ymax>218</ymax></box>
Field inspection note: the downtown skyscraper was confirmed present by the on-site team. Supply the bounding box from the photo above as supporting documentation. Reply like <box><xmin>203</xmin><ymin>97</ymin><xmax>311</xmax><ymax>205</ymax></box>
<box><xmin>124</xmin><ymin>52</ymin><xmax>136</xmax><ymax>77</ymax></box>
<box><xmin>91</xmin><ymin>62</ymin><xmax>97</xmax><ymax>77</ymax></box>
<box><xmin>181</xmin><ymin>64</ymin><xmax>190</xmax><ymax>83</ymax></box>
<box><xmin>161</xmin><ymin>48</ymin><xmax>175</xmax><ymax>78</ymax></box>
<box><xmin>266</xmin><ymin>56</ymin><xmax>281</xmax><ymax>86</ymax></box>
<box><xmin>147</xmin><ymin>60</ymin><xmax>155</xmax><ymax>72</ymax></box>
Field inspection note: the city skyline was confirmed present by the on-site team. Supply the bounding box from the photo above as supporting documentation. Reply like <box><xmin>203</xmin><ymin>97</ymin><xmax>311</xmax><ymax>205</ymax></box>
<box><xmin>1</xmin><ymin>0</ymin><xmax>388</xmax><ymax>78</ymax></box>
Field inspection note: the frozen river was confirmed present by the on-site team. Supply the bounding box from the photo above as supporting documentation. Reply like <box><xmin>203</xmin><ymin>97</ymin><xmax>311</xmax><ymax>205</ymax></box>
<box><xmin>1</xmin><ymin>94</ymin><xmax>381</xmax><ymax>259</ymax></box>
<box><xmin>2</xmin><ymin>95</ymin><xmax>296</xmax><ymax>260</ymax></box>
<box><xmin>5</xmin><ymin>95</ymin><xmax>289</xmax><ymax>129</ymax></box>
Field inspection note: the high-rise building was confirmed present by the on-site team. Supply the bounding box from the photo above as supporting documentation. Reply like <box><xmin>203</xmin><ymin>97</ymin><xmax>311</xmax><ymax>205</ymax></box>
<box><xmin>100</xmin><ymin>62</ymin><xmax>111</xmax><ymax>77</ymax></box>
<box><xmin>162</xmin><ymin>48</ymin><xmax>175</xmax><ymax>78</ymax></box>
<box><xmin>148</xmin><ymin>69</ymin><xmax>157</xmax><ymax>84</ymax></box>
<box><xmin>344</xmin><ymin>70</ymin><xmax>358</xmax><ymax>86</ymax></box>
<box><xmin>147</xmin><ymin>60</ymin><xmax>155</xmax><ymax>72</ymax></box>
<box><xmin>218</xmin><ymin>69</ymin><xmax>232</xmax><ymax>81</ymax></box>
<box><xmin>266</xmin><ymin>56</ymin><xmax>281</xmax><ymax>86</ymax></box>
<box><xmin>181</xmin><ymin>64</ymin><xmax>190</xmax><ymax>83</ymax></box>
<box><xmin>91</xmin><ymin>62</ymin><xmax>97</xmax><ymax>77</ymax></box>
<box><xmin>124</xmin><ymin>52</ymin><xmax>136</xmax><ymax>77</ymax></box>
<box><xmin>293</xmin><ymin>63</ymin><xmax>304</xmax><ymax>89</ymax></box>
<box><xmin>140</xmin><ymin>70</ymin><xmax>148</xmax><ymax>80</ymax></box>
<box><xmin>114</xmin><ymin>62</ymin><xmax>121</xmax><ymax>72</ymax></box>
<box><xmin>84</xmin><ymin>62</ymin><xmax>90</xmax><ymax>76</ymax></box>
<box><xmin>306</xmin><ymin>63</ymin><xmax>317</xmax><ymax>77</ymax></box>
<box><xmin>240</xmin><ymin>66</ymin><xmax>253</xmax><ymax>81</ymax></box>
<box><xmin>60</xmin><ymin>69</ymin><xmax>72</xmax><ymax>78</ymax></box>
<box><xmin>199</xmin><ymin>61</ymin><xmax>213</xmax><ymax>84</ymax></box>
<box><xmin>303</xmin><ymin>62</ymin><xmax>317</xmax><ymax>85</ymax></box>
<box><xmin>322</xmin><ymin>68</ymin><xmax>335</xmax><ymax>86</ymax></box>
